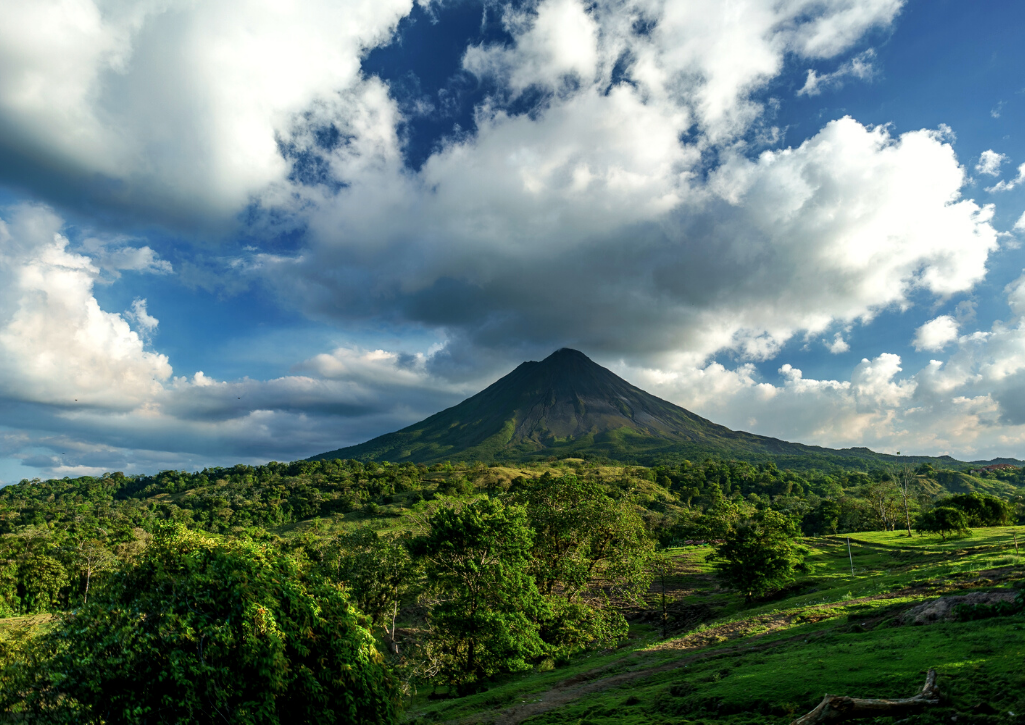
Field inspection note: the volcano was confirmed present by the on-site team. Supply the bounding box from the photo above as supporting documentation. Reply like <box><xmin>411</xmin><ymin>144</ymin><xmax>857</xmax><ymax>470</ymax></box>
<box><xmin>311</xmin><ymin>348</ymin><xmax>922</xmax><ymax>466</ymax></box>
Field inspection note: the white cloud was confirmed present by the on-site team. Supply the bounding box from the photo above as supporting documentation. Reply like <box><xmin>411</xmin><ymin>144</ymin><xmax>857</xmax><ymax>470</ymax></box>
<box><xmin>0</xmin><ymin>204</ymin><xmax>171</xmax><ymax>409</ymax></box>
<box><xmin>463</xmin><ymin>0</ymin><xmax>599</xmax><ymax>93</ymax></box>
<box><xmin>0</xmin><ymin>0</ymin><xmax>417</xmax><ymax>227</ymax></box>
<box><xmin>0</xmin><ymin>203</ymin><xmax>481</xmax><ymax>477</ymax></box>
<box><xmin>1016</xmin><ymin>211</ymin><xmax>1025</xmax><ymax>233</ymax></box>
<box><xmin>124</xmin><ymin>298</ymin><xmax>159</xmax><ymax>337</ymax></box>
<box><xmin>797</xmin><ymin>49</ymin><xmax>876</xmax><ymax>96</ymax></box>
<box><xmin>986</xmin><ymin>162</ymin><xmax>1025</xmax><ymax>192</ymax></box>
<box><xmin>913</xmin><ymin>315</ymin><xmax>959</xmax><ymax>352</ymax></box>
<box><xmin>280</xmin><ymin>107</ymin><xmax>995</xmax><ymax>367</ymax></box>
<box><xmin>11</xmin><ymin>0</ymin><xmax>1025</xmax><ymax>472</ymax></box>
<box><xmin>975</xmin><ymin>149</ymin><xmax>1007</xmax><ymax>176</ymax></box>
<box><xmin>827</xmin><ymin>332</ymin><xmax>850</xmax><ymax>353</ymax></box>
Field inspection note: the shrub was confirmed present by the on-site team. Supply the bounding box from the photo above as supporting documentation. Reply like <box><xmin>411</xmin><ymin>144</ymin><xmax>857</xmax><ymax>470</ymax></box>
<box><xmin>4</xmin><ymin>525</ymin><xmax>399</xmax><ymax>724</ymax></box>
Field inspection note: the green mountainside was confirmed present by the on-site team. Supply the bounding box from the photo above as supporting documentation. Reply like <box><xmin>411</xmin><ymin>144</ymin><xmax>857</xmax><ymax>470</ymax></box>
<box><xmin>311</xmin><ymin>348</ymin><xmax>1019</xmax><ymax>469</ymax></box>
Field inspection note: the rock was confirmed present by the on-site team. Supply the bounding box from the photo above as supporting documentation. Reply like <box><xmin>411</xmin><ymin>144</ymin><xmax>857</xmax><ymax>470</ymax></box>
<box><xmin>899</xmin><ymin>592</ymin><xmax>1017</xmax><ymax>626</ymax></box>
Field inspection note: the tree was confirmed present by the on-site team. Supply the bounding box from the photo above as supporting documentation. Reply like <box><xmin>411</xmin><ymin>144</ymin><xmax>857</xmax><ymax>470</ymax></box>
<box><xmin>866</xmin><ymin>481</ymin><xmax>900</xmax><ymax>531</ymax></box>
<box><xmin>408</xmin><ymin>498</ymin><xmax>547</xmax><ymax>691</ymax></box>
<box><xmin>73</xmin><ymin>538</ymin><xmax>116</xmax><ymax>605</ymax></box>
<box><xmin>321</xmin><ymin>527</ymin><xmax>416</xmax><ymax>654</ymax></box>
<box><xmin>942</xmin><ymin>493</ymin><xmax>1012</xmax><ymax>527</ymax></box>
<box><xmin>515</xmin><ymin>473</ymin><xmax>653</xmax><ymax>602</ymax></box>
<box><xmin>650</xmin><ymin>550</ymin><xmax>675</xmax><ymax>640</ymax></box>
<box><xmin>513</xmin><ymin>474</ymin><xmax>652</xmax><ymax>651</ymax></box>
<box><xmin>712</xmin><ymin>510</ymin><xmax>803</xmax><ymax>601</ymax></box>
<box><xmin>916</xmin><ymin>506</ymin><xmax>972</xmax><ymax>540</ymax></box>
<box><xmin>19</xmin><ymin>554</ymin><xmax>68</xmax><ymax>613</ymax></box>
<box><xmin>892</xmin><ymin>464</ymin><xmax>917</xmax><ymax>537</ymax></box>
<box><xmin>9</xmin><ymin>525</ymin><xmax>399</xmax><ymax>724</ymax></box>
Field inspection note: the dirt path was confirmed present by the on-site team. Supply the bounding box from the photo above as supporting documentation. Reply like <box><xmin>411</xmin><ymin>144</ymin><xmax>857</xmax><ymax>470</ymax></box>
<box><xmin>483</xmin><ymin>627</ymin><xmax>831</xmax><ymax>725</ymax></box>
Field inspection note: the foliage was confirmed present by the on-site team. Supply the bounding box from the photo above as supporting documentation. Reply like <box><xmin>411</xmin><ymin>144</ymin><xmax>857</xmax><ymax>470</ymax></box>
<box><xmin>308</xmin><ymin>526</ymin><xmax>417</xmax><ymax>654</ymax></box>
<box><xmin>915</xmin><ymin>506</ymin><xmax>972</xmax><ymax>540</ymax></box>
<box><xmin>515</xmin><ymin>474</ymin><xmax>654</xmax><ymax>594</ymax></box>
<box><xmin>712</xmin><ymin>510</ymin><xmax>803</xmax><ymax>600</ymax></box>
<box><xmin>409</xmin><ymin>498</ymin><xmax>548</xmax><ymax>690</ymax></box>
<box><xmin>3</xmin><ymin>524</ymin><xmax>399</xmax><ymax>724</ymax></box>
<box><xmin>941</xmin><ymin>492</ymin><xmax>1013</xmax><ymax>526</ymax></box>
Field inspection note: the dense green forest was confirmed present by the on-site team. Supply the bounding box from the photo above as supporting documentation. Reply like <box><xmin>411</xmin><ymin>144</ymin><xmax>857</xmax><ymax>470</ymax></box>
<box><xmin>1</xmin><ymin>456</ymin><xmax>1023</xmax><ymax>722</ymax></box>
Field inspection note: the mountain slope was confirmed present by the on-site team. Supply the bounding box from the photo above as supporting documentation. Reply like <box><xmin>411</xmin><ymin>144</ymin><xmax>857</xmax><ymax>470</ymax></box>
<box><xmin>311</xmin><ymin>348</ymin><xmax>985</xmax><ymax>467</ymax></box>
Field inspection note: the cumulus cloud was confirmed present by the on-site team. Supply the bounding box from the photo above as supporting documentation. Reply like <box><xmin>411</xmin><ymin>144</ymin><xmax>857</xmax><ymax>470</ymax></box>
<box><xmin>986</xmin><ymin>162</ymin><xmax>1025</xmax><ymax>192</ymax></box>
<box><xmin>276</xmin><ymin>113</ymin><xmax>995</xmax><ymax>370</ymax></box>
<box><xmin>913</xmin><ymin>315</ymin><xmax>959</xmax><ymax>352</ymax></box>
<box><xmin>0</xmin><ymin>203</ymin><xmax>480</xmax><ymax>478</ymax></box>
<box><xmin>7</xmin><ymin>0</ymin><xmax>1025</xmax><ymax>473</ymax></box>
<box><xmin>975</xmin><ymin>149</ymin><xmax>1006</xmax><ymax>176</ymax></box>
<box><xmin>620</xmin><ymin>272</ymin><xmax>1025</xmax><ymax>460</ymax></box>
<box><xmin>0</xmin><ymin>204</ymin><xmax>171</xmax><ymax>409</ymax></box>
<box><xmin>124</xmin><ymin>298</ymin><xmax>159</xmax><ymax>339</ymax></box>
<box><xmin>827</xmin><ymin>333</ymin><xmax>850</xmax><ymax>354</ymax></box>
<box><xmin>0</xmin><ymin>0</ymin><xmax>417</xmax><ymax>227</ymax></box>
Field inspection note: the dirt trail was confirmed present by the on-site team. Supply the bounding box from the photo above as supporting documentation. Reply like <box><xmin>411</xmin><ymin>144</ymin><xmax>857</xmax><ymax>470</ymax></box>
<box><xmin>482</xmin><ymin>627</ymin><xmax>827</xmax><ymax>725</ymax></box>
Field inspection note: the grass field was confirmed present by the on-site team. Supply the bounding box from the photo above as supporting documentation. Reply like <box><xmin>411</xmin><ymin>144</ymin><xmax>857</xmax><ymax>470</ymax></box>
<box><xmin>404</xmin><ymin>527</ymin><xmax>1025</xmax><ymax>724</ymax></box>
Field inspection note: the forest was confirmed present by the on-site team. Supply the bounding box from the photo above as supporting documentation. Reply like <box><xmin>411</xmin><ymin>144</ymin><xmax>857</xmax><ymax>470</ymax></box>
<box><xmin>0</xmin><ymin>456</ymin><xmax>1023</xmax><ymax>723</ymax></box>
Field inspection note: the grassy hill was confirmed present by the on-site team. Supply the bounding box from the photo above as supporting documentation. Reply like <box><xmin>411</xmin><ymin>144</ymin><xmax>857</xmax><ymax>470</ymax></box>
<box><xmin>312</xmin><ymin>349</ymin><xmax>1022</xmax><ymax>470</ymax></box>
<box><xmin>406</xmin><ymin>527</ymin><xmax>1025</xmax><ymax>724</ymax></box>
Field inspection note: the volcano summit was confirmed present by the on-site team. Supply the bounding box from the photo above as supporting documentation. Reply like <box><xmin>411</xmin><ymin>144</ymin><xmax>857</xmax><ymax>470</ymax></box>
<box><xmin>312</xmin><ymin>349</ymin><xmax>930</xmax><ymax>467</ymax></box>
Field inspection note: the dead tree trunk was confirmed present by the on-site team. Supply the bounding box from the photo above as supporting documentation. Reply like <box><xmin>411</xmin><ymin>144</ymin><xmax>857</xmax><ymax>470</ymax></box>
<box><xmin>791</xmin><ymin>669</ymin><xmax>939</xmax><ymax>725</ymax></box>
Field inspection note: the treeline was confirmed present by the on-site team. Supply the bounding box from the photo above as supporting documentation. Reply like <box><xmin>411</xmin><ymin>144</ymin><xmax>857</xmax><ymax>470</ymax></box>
<box><xmin>2</xmin><ymin>457</ymin><xmax>1023</xmax><ymax>618</ymax></box>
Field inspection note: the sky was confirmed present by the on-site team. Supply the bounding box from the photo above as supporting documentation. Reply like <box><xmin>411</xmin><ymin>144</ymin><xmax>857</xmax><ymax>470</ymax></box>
<box><xmin>1</xmin><ymin>0</ymin><xmax>1025</xmax><ymax>483</ymax></box>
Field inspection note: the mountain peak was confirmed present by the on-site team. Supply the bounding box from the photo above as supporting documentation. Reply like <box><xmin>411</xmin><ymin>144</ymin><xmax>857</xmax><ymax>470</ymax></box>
<box><xmin>311</xmin><ymin>348</ymin><xmax>780</xmax><ymax>463</ymax></box>
<box><xmin>544</xmin><ymin>347</ymin><xmax>590</xmax><ymax>360</ymax></box>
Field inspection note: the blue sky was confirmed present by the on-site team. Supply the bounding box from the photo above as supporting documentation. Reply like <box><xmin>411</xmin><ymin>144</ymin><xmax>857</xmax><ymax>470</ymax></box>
<box><xmin>1</xmin><ymin>0</ymin><xmax>1025</xmax><ymax>483</ymax></box>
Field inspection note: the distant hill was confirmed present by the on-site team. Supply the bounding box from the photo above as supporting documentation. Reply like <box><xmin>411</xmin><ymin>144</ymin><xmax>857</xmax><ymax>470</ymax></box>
<box><xmin>311</xmin><ymin>349</ymin><xmax>1022</xmax><ymax>469</ymax></box>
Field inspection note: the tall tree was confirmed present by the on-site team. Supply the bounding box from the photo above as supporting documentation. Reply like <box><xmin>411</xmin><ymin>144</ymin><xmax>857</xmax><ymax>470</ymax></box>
<box><xmin>893</xmin><ymin>465</ymin><xmax>917</xmax><ymax>537</ymax></box>
<box><xmin>408</xmin><ymin>498</ymin><xmax>547</xmax><ymax>692</ymax></box>
<box><xmin>514</xmin><ymin>474</ymin><xmax>654</xmax><ymax>603</ymax></box>
<box><xmin>320</xmin><ymin>527</ymin><xmax>416</xmax><ymax>654</ymax></box>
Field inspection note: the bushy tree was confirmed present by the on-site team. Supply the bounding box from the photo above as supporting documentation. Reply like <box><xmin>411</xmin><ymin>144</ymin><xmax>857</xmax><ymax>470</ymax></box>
<box><xmin>942</xmin><ymin>493</ymin><xmax>1012</xmax><ymax>527</ymax></box>
<box><xmin>712</xmin><ymin>510</ymin><xmax>803</xmax><ymax>601</ymax></box>
<box><xmin>319</xmin><ymin>527</ymin><xmax>416</xmax><ymax>653</ymax></box>
<box><xmin>5</xmin><ymin>525</ymin><xmax>399</xmax><ymax>724</ymax></box>
<box><xmin>515</xmin><ymin>473</ymin><xmax>653</xmax><ymax>600</ymax></box>
<box><xmin>916</xmin><ymin>506</ymin><xmax>972</xmax><ymax>540</ymax></box>
<box><xmin>409</xmin><ymin>498</ymin><xmax>547</xmax><ymax>691</ymax></box>
<box><xmin>514</xmin><ymin>474</ymin><xmax>654</xmax><ymax>650</ymax></box>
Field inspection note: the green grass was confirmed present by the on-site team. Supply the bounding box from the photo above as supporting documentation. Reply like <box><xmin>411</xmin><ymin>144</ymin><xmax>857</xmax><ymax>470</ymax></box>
<box><xmin>403</xmin><ymin>526</ymin><xmax>1025</xmax><ymax>724</ymax></box>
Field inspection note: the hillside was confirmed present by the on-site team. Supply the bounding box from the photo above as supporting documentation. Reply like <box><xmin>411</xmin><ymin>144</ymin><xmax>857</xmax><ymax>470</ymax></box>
<box><xmin>311</xmin><ymin>349</ymin><xmax>1018</xmax><ymax>469</ymax></box>
<box><xmin>406</xmin><ymin>528</ymin><xmax>1025</xmax><ymax>725</ymax></box>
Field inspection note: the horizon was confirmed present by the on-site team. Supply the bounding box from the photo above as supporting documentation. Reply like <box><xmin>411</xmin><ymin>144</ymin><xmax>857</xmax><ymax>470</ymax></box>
<box><xmin>2</xmin><ymin>0</ymin><xmax>1025</xmax><ymax>482</ymax></box>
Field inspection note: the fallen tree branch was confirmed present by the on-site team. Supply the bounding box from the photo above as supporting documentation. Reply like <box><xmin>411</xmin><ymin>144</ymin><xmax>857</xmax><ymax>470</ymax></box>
<box><xmin>791</xmin><ymin>669</ymin><xmax>939</xmax><ymax>724</ymax></box>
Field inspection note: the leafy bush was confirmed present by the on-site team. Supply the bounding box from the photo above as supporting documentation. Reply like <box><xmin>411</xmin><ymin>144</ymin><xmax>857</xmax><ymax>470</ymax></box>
<box><xmin>3</xmin><ymin>524</ymin><xmax>399</xmax><ymax>724</ymax></box>
<box><xmin>915</xmin><ymin>506</ymin><xmax>972</xmax><ymax>540</ymax></box>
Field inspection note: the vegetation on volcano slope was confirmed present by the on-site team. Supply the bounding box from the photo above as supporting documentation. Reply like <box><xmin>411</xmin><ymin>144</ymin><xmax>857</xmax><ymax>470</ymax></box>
<box><xmin>0</xmin><ymin>455</ymin><xmax>1023</xmax><ymax>722</ymax></box>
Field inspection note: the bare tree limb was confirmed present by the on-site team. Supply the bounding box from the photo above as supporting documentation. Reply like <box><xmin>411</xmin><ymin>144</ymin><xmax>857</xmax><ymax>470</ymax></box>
<box><xmin>791</xmin><ymin>669</ymin><xmax>940</xmax><ymax>725</ymax></box>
